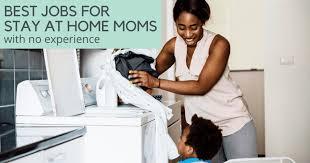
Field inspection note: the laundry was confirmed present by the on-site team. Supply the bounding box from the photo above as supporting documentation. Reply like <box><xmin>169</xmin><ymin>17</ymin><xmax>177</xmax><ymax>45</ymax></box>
<box><xmin>114</xmin><ymin>50</ymin><xmax>160</xmax><ymax>79</ymax></box>
<box><xmin>101</xmin><ymin>57</ymin><xmax>179</xmax><ymax>162</ymax></box>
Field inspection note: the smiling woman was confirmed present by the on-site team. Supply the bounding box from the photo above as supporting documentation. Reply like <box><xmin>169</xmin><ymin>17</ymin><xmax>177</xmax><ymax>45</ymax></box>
<box><xmin>128</xmin><ymin>0</ymin><xmax>257</xmax><ymax>162</ymax></box>
<box><xmin>175</xmin><ymin>12</ymin><xmax>203</xmax><ymax>47</ymax></box>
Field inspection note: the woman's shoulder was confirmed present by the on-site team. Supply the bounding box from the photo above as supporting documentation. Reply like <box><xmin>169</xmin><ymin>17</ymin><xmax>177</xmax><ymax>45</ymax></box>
<box><xmin>165</xmin><ymin>37</ymin><xmax>176</xmax><ymax>47</ymax></box>
<box><xmin>210</xmin><ymin>34</ymin><xmax>230</xmax><ymax>52</ymax></box>
<box><xmin>162</xmin><ymin>37</ymin><xmax>177</xmax><ymax>54</ymax></box>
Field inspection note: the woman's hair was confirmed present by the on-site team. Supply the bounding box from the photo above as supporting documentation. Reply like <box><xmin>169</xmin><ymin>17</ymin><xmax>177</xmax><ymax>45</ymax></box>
<box><xmin>173</xmin><ymin>0</ymin><xmax>211</xmax><ymax>23</ymax></box>
<box><xmin>185</xmin><ymin>114</ymin><xmax>222</xmax><ymax>160</ymax></box>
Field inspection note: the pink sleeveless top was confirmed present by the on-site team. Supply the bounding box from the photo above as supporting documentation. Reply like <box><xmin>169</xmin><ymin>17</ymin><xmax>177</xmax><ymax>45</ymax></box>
<box><xmin>175</xmin><ymin>29</ymin><xmax>251</xmax><ymax>136</ymax></box>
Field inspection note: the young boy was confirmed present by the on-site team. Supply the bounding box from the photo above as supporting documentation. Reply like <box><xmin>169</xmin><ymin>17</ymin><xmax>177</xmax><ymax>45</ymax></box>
<box><xmin>177</xmin><ymin>114</ymin><xmax>222</xmax><ymax>163</ymax></box>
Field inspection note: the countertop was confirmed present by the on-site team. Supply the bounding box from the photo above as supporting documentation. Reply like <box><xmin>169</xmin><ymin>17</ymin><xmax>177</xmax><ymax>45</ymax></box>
<box><xmin>0</xmin><ymin>124</ymin><xmax>86</xmax><ymax>162</ymax></box>
<box><xmin>16</xmin><ymin>101</ymin><xmax>182</xmax><ymax>127</ymax></box>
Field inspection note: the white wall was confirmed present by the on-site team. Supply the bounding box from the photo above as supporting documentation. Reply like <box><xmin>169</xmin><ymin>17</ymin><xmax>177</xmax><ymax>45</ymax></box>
<box><xmin>207</xmin><ymin>0</ymin><xmax>264</xmax><ymax>70</ymax></box>
<box><xmin>264</xmin><ymin>0</ymin><xmax>310</xmax><ymax>162</ymax></box>
<box><xmin>162</xmin><ymin>0</ymin><xmax>265</xmax><ymax>71</ymax></box>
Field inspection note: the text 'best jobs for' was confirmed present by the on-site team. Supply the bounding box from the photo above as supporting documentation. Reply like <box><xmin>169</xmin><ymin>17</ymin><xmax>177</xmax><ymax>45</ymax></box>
<box><xmin>4</xmin><ymin>5</ymin><xmax>110</xmax><ymax>17</ymax></box>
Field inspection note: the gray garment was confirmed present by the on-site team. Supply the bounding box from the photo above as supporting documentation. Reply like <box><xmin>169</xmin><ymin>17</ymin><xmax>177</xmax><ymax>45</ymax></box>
<box><xmin>114</xmin><ymin>51</ymin><xmax>159</xmax><ymax>79</ymax></box>
<box><xmin>212</xmin><ymin>120</ymin><xmax>258</xmax><ymax>163</ymax></box>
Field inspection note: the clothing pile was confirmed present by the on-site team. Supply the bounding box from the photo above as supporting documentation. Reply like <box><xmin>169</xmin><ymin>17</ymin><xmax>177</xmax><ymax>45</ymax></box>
<box><xmin>99</xmin><ymin>50</ymin><xmax>179</xmax><ymax>163</ymax></box>
<box><xmin>114</xmin><ymin>50</ymin><xmax>160</xmax><ymax>79</ymax></box>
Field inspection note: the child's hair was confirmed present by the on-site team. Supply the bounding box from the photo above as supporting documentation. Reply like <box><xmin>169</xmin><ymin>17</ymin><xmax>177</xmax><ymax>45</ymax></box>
<box><xmin>185</xmin><ymin>114</ymin><xmax>222</xmax><ymax>160</ymax></box>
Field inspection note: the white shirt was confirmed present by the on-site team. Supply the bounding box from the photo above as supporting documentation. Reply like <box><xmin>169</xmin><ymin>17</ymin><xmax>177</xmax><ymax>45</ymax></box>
<box><xmin>175</xmin><ymin>29</ymin><xmax>251</xmax><ymax>136</ymax></box>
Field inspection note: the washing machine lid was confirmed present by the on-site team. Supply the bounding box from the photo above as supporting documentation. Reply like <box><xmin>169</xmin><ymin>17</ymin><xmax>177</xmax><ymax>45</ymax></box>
<box><xmin>16</xmin><ymin>105</ymin><xmax>155</xmax><ymax>127</ymax></box>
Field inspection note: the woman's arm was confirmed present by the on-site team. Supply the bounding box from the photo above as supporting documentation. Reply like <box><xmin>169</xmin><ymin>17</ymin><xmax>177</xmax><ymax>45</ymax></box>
<box><xmin>160</xmin><ymin>35</ymin><xmax>230</xmax><ymax>95</ymax></box>
<box><xmin>155</xmin><ymin>37</ymin><xmax>176</xmax><ymax>75</ymax></box>
<box><xmin>130</xmin><ymin>35</ymin><xmax>230</xmax><ymax>96</ymax></box>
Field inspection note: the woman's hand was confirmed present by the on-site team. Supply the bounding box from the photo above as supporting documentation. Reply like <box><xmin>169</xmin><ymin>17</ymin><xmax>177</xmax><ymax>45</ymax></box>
<box><xmin>128</xmin><ymin>70</ymin><xmax>160</xmax><ymax>88</ymax></box>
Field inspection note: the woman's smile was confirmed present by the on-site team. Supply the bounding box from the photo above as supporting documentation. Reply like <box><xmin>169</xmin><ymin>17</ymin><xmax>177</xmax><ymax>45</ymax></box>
<box><xmin>176</xmin><ymin>11</ymin><xmax>204</xmax><ymax>46</ymax></box>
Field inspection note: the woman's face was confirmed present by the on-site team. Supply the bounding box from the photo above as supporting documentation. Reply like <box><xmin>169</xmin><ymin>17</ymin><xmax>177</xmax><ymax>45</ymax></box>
<box><xmin>176</xmin><ymin>11</ymin><xmax>204</xmax><ymax>47</ymax></box>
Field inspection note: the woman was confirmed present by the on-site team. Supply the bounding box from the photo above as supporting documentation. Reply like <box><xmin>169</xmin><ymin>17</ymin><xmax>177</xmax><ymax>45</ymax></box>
<box><xmin>129</xmin><ymin>0</ymin><xmax>257</xmax><ymax>162</ymax></box>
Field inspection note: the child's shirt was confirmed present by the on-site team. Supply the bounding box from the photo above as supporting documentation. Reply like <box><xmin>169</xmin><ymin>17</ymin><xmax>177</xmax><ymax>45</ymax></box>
<box><xmin>178</xmin><ymin>158</ymin><xmax>211</xmax><ymax>163</ymax></box>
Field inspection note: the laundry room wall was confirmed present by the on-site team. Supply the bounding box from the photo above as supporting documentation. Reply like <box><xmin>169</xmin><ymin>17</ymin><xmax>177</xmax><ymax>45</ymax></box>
<box><xmin>0</xmin><ymin>50</ymin><xmax>46</xmax><ymax>125</ymax></box>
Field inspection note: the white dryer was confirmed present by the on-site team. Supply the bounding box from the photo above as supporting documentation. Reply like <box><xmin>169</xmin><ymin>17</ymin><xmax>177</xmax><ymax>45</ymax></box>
<box><xmin>16</xmin><ymin>105</ymin><xmax>156</xmax><ymax>163</ymax></box>
<box><xmin>17</xmin><ymin>101</ymin><xmax>181</xmax><ymax>163</ymax></box>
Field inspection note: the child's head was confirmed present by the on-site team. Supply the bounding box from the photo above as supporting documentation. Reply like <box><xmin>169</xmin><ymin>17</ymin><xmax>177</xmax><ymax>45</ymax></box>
<box><xmin>177</xmin><ymin>114</ymin><xmax>222</xmax><ymax>160</ymax></box>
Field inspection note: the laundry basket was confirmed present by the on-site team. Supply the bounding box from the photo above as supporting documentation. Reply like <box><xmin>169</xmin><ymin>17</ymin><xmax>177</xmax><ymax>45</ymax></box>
<box><xmin>224</xmin><ymin>157</ymin><xmax>296</xmax><ymax>163</ymax></box>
